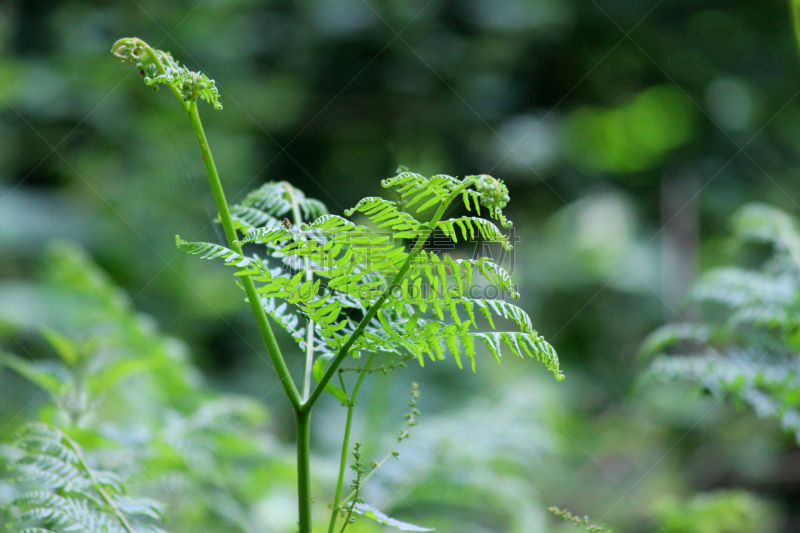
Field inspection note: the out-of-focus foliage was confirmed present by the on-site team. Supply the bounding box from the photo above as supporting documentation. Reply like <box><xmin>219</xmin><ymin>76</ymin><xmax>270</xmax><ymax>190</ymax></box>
<box><xmin>565</xmin><ymin>85</ymin><xmax>697</xmax><ymax>173</ymax></box>
<box><xmin>0</xmin><ymin>242</ymin><xmax>295</xmax><ymax>533</ymax></box>
<box><xmin>652</xmin><ymin>490</ymin><xmax>780</xmax><ymax>533</ymax></box>
<box><xmin>642</xmin><ymin>203</ymin><xmax>800</xmax><ymax>443</ymax></box>
<box><xmin>4</xmin><ymin>423</ymin><xmax>169</xmax><ymax>533</ymax></box>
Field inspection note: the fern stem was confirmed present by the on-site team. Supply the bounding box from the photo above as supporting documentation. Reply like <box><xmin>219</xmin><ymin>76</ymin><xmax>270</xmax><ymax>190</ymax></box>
<box><xmin>283</xmin><ymin>181</ymin><xmax>317</xmax><ymax>402</ymax></box>
<box><xmin>65</xmin><ymin>435</ymin><xmax>137</xmax><ymax>533</ymax></box>
<box><xmin>296</xmin><ymin>407</ymin><xmax>313</xmax><ymax>533</ymax></box>
<box><xmin>139</xmin><ymin>41</ymin><xmax>189</xmax><ymax>112</ymax></box>
<box><xmin>186</xmin><ymin>100</ymin><xmax>301</xmax><ymax>411</ymax></box>
<box><xmin>328</xmin><ymin>353</ymin><xmax>376</xmax><ymax>533</ymax></box>
<box><xmin>141</xmin><ymin>42</ymin><xmax>301</xmax><ymax>409</ymax></box>
<box><xmin>303</xmin><ymin>184</ymin><xmax>469</xmax><ymax>411</ymax></box>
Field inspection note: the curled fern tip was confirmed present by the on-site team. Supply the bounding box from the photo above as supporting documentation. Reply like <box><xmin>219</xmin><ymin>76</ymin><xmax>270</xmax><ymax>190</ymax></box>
<box><xmin>111</xmin><ymin>37</ymin><xmax>222</xmax><ymax>110</ymax></box>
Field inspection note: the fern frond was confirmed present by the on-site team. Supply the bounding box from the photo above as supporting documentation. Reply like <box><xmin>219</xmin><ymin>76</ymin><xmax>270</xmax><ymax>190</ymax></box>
<box><xmin>8</xmin><ymin>423</ymin><xmax>170</xmax><ymax>533</ymax></box>
<box><xmin>382</xmin><ymin>172</ymin><xmax>462</xmax><ymax>213</ymax></box>
<box><xmin>693</xmin><ymin>268</ymin><xmax>795</xmax><ymax>309</ymax></box>
<box><xmin>406</xmin><ymin>252</ymin><xmax>519</xmax><ymax>300</ymax></box>
<box><xmin>229</xmin><ymin>205</ymin><xmax>282</xmax><ymax>233</ymax></box>
<box><xmin>317</xmin><ymin>309</ymin><xmax>561</xmax><ymax>378</ymax></box>
<box><xmin>344</xmin><ymin>197</ymin><xmax>421</xmax><ymax>238</ymax></box>
<box><xmin>649</xmin><ymin>350</ymin><xmax>800</xmax><ymax>441</ymax></box>
<box><xmin>246</xmin><ymin>182</ymin><xmax>325</xmax><ymax>219</ymax></box>
<box><xmin>381</xmin><ymin>172</ymin><xmax>512</xmax><ymax>228</ymax></box>
<box><xmin>179</xmin><ymin>171</ymin><xmax>561</xmax><ymax>386</ymax></box>
<box><xmin>242</xmin><ymin>215</ymin><xmax>405</xmax><ymax>288</ymax></box>
<box><xmin>109</xmin><ymin>495</ymin><xmax>167</xmax><ymax>521</ymax></box>
<box><xmin>733</xmin><ymin>202</ymin><xmax>800</xmax><ymax>248</ymax></box>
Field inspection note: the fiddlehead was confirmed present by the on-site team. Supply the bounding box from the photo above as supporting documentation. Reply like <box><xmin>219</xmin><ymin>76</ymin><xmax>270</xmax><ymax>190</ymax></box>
<box><xmin>111</xmin><ymin>37</ymin><xmax>222</xmax><ymax>110</ymax></box>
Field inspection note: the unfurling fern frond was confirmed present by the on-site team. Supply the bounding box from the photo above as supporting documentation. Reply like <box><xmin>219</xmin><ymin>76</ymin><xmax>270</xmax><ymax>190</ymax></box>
<box><xmin>382</xmin><ymin>172</ymin><xmax>512</xmax><ymax>228</ymax></box>
<box><xmin>111</xmin><ymin>38</ymin><xmax>221</xmax><ymax>110</ymax></box>
<box><xmin>178</xmin><ymin>171</ymin><xmax>562</xmax><ymax>390</ymax></box>
<box><xmin>642</xmin><ymin>202</ymin><xmax>800</xmax><ymax>443</ymax></box>
<box><xmin>6</xmin><ymin>423</ymin><xmax>168</xmax><ymax>533</ymax></box>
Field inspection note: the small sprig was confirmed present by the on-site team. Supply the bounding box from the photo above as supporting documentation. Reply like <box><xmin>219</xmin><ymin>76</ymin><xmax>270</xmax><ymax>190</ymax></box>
<box><xmin>340</xmin><ymin>443</ymin><xmax>366</xmax><ymax>533</ymax></box>
<box><xmin>396</xmin><ymin>382</ymin><xmax>420</xmax><ymax>446</ymax></box>
<box><xmin>549</xmin><ymin>506</ymin><xmax>614</xmax><ymax>533</ymax></box>
<box><xmin>339</xmin><ymin>383</ymin><xmax>422</xmax><ymax>508</ymax></box>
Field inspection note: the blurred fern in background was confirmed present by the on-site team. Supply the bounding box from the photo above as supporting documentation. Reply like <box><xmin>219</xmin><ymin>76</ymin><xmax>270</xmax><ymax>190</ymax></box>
<box><xmin>0</xmin><ymin>242</ymin><xmax>290</xmax><ymax>533</ymax></box>
<box><xmin>642</xmin><ymin>203</ymin><xmax>800</xmax><ymax>443</ymax></box>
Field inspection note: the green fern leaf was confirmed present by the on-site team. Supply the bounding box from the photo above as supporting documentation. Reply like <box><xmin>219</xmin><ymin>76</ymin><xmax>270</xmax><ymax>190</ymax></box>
<box><xmin>437</xmin><ymin>216</ymin><xmax>511</xmax><ymax>249</ymax></box>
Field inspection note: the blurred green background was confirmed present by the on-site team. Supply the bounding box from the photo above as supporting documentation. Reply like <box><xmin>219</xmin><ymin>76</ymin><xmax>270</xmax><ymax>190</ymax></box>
<box><xmin>2</xmin><ymin>0</ymin><xmax>800</xmax><ymax>531</ymax></box>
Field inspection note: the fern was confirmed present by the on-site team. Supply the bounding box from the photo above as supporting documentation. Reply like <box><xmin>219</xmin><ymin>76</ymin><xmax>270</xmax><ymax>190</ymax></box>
<box><xmin>0</xmin><ymin>242</ymin><xmax>277</xmax><ymax>533</ymax></box>
<box><xmin>381</xmin><ymin>172</ymin><xmax>512</xmax><ymax>228</ymax></box>
<box><xmin>111</xmin><ymin>38</ymin><xmax>562</xmax><ymax>533</ymax></box>
<box><xmin>178</xmin><ymin>172</ymin><xmax>561</xmax><ymax>380</ymax></box>
<box><xmin>642</xmin><ymin>202</ymin><xmax>800</xmax><ymax>443</ymax></box>
<box><xmin>6</xmin><ymin>423</ymin><xmax>167</xmax><ymax>533</ymax></box>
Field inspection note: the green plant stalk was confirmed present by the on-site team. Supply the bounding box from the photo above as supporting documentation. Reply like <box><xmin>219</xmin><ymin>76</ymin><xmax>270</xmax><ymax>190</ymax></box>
<box><xmin>140</xmin><ymin>42</ymin><xmax>189</xmax><ymax>112</ymax></box>
<box><xmin>296</xmin><ymin>407</ymin><xmax>313</xmax><ymax>533</ymax></box>
<box><xmin>304</xmin><ymin>184</ymin><xmax>469</xmax><ymax>411</ymax></box>
<box><xmin>328</xmin><ymin>353</ymin><xmax>377</xmax><ymax>533</ymax></box>
<box><xmin>120</xmin><ymin>39</ymin><xmax>483</xmax><ymax>533</ymax></box>
<box><xmin>135</xmin><ymin>43</ymin><xmax>301</xmax><ymax>410</ymax></box>
<box><xmin>186</xmin><ymin>100</ymin><xmax>301</xmax><ymax>410</ymax></box>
